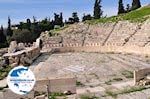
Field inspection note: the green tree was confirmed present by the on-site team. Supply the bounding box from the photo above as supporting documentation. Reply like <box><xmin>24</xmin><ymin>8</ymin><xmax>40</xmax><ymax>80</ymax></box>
<box><xmin>60</xmin><ymin>12</ymin><xmax>64</xmax><ymax>27</ymax></box>
<box><xmin>94</xmin><ymin>0</ymin><xmax>103</xmax><ymax>19</ymax></box>
<box><xmin>131</xmin><ymin>0</ymin><xmax>141</xmax><ymax>10</ymax></box>
<box><xmin>118</xmin><ymin>0</ymin><xmax>125</xmax><ymax>14</ymax></box>
<box><xmin>11</xmin><ymin>29</ymin><xmax>35</xmax><ymax>43</ymax></box>
<box><xmin>0</xmin><ymin>25</ymin><xmax>7</xmax><ymax>48</ymax></box>
<box><xmin>82</xmin><ymin>14</ymin><xmax>92</xmax><ymax>21</ymax></box>
<box><xmin>33</xmin><ymin>16</ymin><xmax>37</xmax><ymax>23</ymax></box>
<box><xmin>72</xmin><ymin>12</ymin><xmax>79</xmax><ymax>23</ymax></box>
<box><xmin>7</xmin><ymin>17</ymin><xmax>13</xmax><ymax>36</ymax></box>
<box><xmin>39</xmin><ymin>17</ymin><xmax>54</xmax><ymax>31</ymax></box>
<box><xmin>54</xmin><ymin>13</ymin><xmax>64</xmax><ymax>27</ymax></box>
<box><xmin>66</xmin><ymin>17</ymin><xmax>74</xmax><ymax>24</ymax></box>
<box><xmin>31</xmin><ymin>22</ymin><xmax>41</xmax><ymax>40</ymax></box>
<box><xmin>54</xmin><ymin>13</ymin><xmax>60</xmax><ymax>25</ymax></box>
<box><xmin>126</xmin><ymin>4</ymin><xmax>131</xmax><ymax>13</ymax></box>
<box><xmin>18</xmin><ymin>22</ymin><xmax>23</xmax><ymax>30</ymax></box>
<box><xmin>26</xmin><ymin>18</ymin><xmax>31</xmax><ymax>31</ymax></box>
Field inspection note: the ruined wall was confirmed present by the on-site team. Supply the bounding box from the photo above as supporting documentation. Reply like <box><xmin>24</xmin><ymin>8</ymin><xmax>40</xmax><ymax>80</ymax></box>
<box><xmin>134</xmin><ymin>68</ymin><xmax>150</xmax><ymax>85</ymax></box>
<box><xmin>0</xmin><ymin>77</ymin><xmax>76</xmax><ymax>99</ymax></box>
<box><xmin>34</xmin><ymin>77</ymin><xmax>76</xmax><ymax>94</ymax></box>
<box><xmin>42</xmin><ymin>43</ymin><xmax>150</xmax><ymax>56</ymax></box>
<box><xmin>51</xmin><ymin>45</ymin><xmax>150</xmax><ymax>55</ymax></box>
<box><xmin>41</xmin><ymin>20</ymin><xmax>150</xmax><ymax>55</ymax></box>
<box><xmin>42</xmin><ymin>42</ymin><xmax>150</xmax><ymax>55</ymax></box>
<box><xmin>3</xmin><ymin>47</ymin><xmax>40</xmax><ymax>66</ymax></box>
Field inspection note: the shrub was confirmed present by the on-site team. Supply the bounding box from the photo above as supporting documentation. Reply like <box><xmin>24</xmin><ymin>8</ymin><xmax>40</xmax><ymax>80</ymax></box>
<box><xmin>105</xmin><ymin>86</ymin><xmax>149</xmax><ymax>98</ymax></box>
<box><xmin>113</xmin><ymin>78</ymin><xmax>123</xmax><ymax>81</ymax></box>
<box><xmin>122</xmin><ymin>70</ymin><xmax>133</xmax><ymax>78</ymax></box>
<box><xmin>11</xmin><ymin>29</ymin><xmax>37</xmax><ymax>43</ymax></box>
<box><xmin>49</xmin><ymin>92</ymin><xmax>66</xmax><ymax>99</ymax></box>
<box><xmin>80</xmin><ymin>94</ymin><xmax>98</xmax><ymax>99</ymax></box>
<box><xmin>105</xmin><ymin>90</ymin><xmax>117</xmax><ymax>98</ymax></box>
<box><xmin>76</xmin><ymin>81</ymin><xmax>84</xmax><ymax>87</ymax></box>
<box><xmin>0</xmin><ymin>66</ymin><xmax>12</xmax><ymax>80</ymax></box>
<box><xmin>105</xmin><ymin>80</ymin><xmax>112</xmax><ymax>85</ymax></box>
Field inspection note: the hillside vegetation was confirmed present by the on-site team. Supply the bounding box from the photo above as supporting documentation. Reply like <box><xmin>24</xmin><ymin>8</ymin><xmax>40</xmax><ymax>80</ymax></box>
<box><xmin>47</xmin><ymin>5</ymin><xmax>150</xmax><ymax>35</ymax></box>
<box><xmin>86</xmin><ymin>5</ymin><xmax>150</xmax><ymax>24</ymax></box>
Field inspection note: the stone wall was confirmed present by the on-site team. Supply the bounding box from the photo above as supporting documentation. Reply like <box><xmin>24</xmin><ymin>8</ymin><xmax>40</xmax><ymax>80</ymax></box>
<box><xmin>3</xmin><ymin>47</ymin><xmax>40</xmax><ymax>66</ymax></box>
<box><xmin>134</xmin><ymin>68</ymin><xmax>150</xmax><ymax>85</ymax></box>
<box><xmin>43</xmin><ymin>43</ymin><xmax>150</xmax><ymax>56</ymax></box>
<box><xmin>0</xmin><ymin>77</ymin><xmax>76</xmax><ymax>99</ymax></box>
<box><xmin>34</xmin><ymin>77</ymin><xmax>76</xmax><ymax>94</ymax></box>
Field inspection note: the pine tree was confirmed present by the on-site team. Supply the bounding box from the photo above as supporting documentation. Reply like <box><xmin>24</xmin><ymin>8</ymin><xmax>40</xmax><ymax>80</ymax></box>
<box><xmin>54</xmin><ymin>13</ymin><xmax>60</xmax><ymax>25</ymax></box>
<box><xmin>0</xmin><ymin>25</ymin><xmax>6</xmax><ymax>43</ymax></box>
<box><xmin>67</xmin><ymin>17</ymin><xmax>74</xmax><ymax>24</ymax></box>
<box><xmin>7</xmin><ymin>17</ymin><xmax>13</xmax><ymax>36</ymax></box>
<box><xmin>126</xmin><ymin>4</ymin><xmax>131</xmax><ymax>13</ymax></box>
<box><xmin>131</xmin><ymin>0</ymin><xmax>141</xmax><ymax>10</ymax></box>
<box><xmin>19</xmin><ymin>22</ymin><xmax>23</xmax><ymax>30</ymax></box>
<box><xmin>33</xmin><ymin>16</ymin><xmax>37</xmax><ymax>23</ymax></box>
<box><xmin>72</xmin><ymin>12</ymin><xmax>79</xmax><ymax>23</ymax></box>
<box><xmin>26</xmin><ymin>18</ymin><xmax>31</xmax><ymax>31</ymax></box>
<box><xmin>60</xmin><ymin>12</ymin><xmax>64</xmax><ymax>27</ymax></box>
<box><xmin>82</xmin><ymin>14</ymin><xmax>92</xmax><ymax>22</ymax></box>
<box><xmin>94</xmin><ymin>0</ymin><xmax>103</xmax><ymax>19</ymax></box>
<box><xmin>118</xmin><ymin>0</ymin><xmax>125</xmax><ymax>14</ymax></box>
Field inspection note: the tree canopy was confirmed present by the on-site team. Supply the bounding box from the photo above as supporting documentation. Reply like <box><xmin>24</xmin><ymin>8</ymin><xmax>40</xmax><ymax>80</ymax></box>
<box><xmin>132</xmin><ymin>0</ymin><xmax>141</xmax><ymax>10</ymax></box>
<box><xmin>118</xmin><ymin>0</ymin><xmax>125</xmax><ymax>14</ymax></box>
<box><xmin>94</xmin><ymin>0</ymin><xmax>103</xmax><ymax>19</ymax></box>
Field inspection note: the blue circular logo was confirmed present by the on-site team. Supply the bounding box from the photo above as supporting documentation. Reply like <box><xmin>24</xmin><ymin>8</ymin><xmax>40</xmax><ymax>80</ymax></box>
<box><xmin>7</xmin><ymin>66</ymin><xmax>36</xmax><ymax>95</ymax></box>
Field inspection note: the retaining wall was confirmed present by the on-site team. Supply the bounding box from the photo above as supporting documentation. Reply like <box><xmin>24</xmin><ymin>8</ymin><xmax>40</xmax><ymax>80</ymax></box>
<box><xmin>43</xmin><ymin>43</ymin><xmax>150</xmax><ymax>55</ymax></box>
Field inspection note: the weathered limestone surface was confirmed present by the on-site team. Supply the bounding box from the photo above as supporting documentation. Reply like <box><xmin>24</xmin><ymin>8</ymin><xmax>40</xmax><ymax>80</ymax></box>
<box><xmin>134</xmin><ymin>68</ymin><xmax>150</xmax><ymax>85</ymax></box>
<box><xmin>3</xmin><ymin>40</ymin><xmax>41</xmax><ymax>67</ymax></box>
<box><xmin>0</xmin><ymin>88</ymin><xmax>34</xmax><ymax>99</ymax></box>
<box><xmin>17</xmin><ymin>43</ymin><xmax>25</xmax><ymax>50</ymax></box>
<box><xmin>106</xmin><ymin>21</ymin><xmax>140</xmax><ymax>46</ymax></box>
<box><xmin>127</xmin><ymin>19</ymin><xmax>150</xmax><ymax>47</ymax></box>
<box><xmin>34</xmin><ymin>77</ymin><xmax>76</xmax><ymax>94</ymax></box>
<box><xmin>34</xmin><ymin>95</ymin><xmax>45</xmax><ymax>99</ymax></box>
<box><xmin>41</xmin><ymin>20</ymin><xmax>150</xmax><ymax>55</ymax></box>
<box><xmin>8</xmin><ymin>41</ymin><xmax>18</xmax><ymax>53</ymax></box>
<box><xmin>3</xmin><ymin>47</ymin><xmax>40</xmax><ymax>66</ymax></box>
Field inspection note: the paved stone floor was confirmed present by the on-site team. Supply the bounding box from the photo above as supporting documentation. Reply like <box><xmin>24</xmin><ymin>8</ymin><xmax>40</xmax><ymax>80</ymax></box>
<box><xmin>29</xmin><ymin>52</ymin><xmax>150</xmax><ymax>98</ymax></box>
<box><xmin>0</xmin><ymin>52</ymin><xmax>150</xmax><ymax>98</ymax></box>
<box><xmin>31</xmin><ymin>52</ymin><xmax>150</xmax><ymax>81</ymax></box>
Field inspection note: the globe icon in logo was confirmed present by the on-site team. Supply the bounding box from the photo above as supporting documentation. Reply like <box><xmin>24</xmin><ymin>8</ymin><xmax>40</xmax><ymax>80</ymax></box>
<box><xmin>7</xmin><ymin>66</ymin><xmax>36</xmax><ymax>95</ymax></box>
